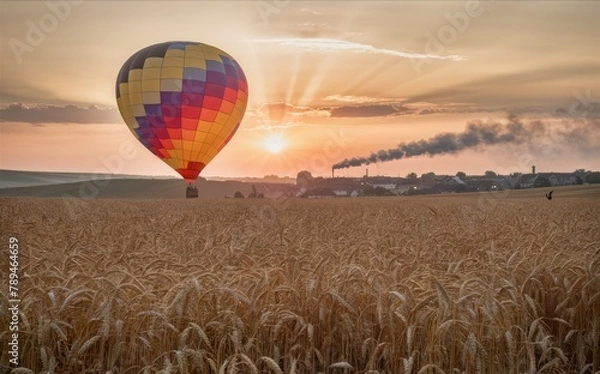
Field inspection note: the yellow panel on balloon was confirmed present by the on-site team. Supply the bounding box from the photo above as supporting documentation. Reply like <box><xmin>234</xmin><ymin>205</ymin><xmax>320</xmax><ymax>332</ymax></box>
<box><xmin>202</xmin><ymin>48</ymin><xmax>222</xmax><ymax>61</ymax></box>
<box><xmin>214</xmin><ymin>111</ymin><xmax>230</xmax><ymax>126</ymax></box>
<box><xmin>167</xmin><ymin>158</ymin><xmax>184</xmax><ymax>170</ymax></box>
<box><xmin>143</xmin><ymin>57</ymin><xmax>163</xmax><ymax>68</ymax></box>
<box><xmin>162</xmin><ymin>158</ymin><xmax>177</xmax><ymax>169</ymax></box>
<box><xmin>142</xmin><ymin>92</ymin><xmax>160</xmax><ymax>105</ymax></box>
<box><xmin>163</xmin><ymin>57</ymin><xmax>184</xmax><ymax>68</ymax></box>
<box><xmin>166</xmin><ymin>149</ymin><xmax>178</xmax><ymax>160</ymax></box>
<box><xmin>129</xmin><ymin>93</ymin><xmax>143</xmax><ymax>106</ymax></box>
<box><xmin>182</xmin><ymin>141</ymin><xmax>194</xmax><ymax>159</ymax></box>
<box><xmin>171</xmin><ymin>139</ymin><xmax>182</xmax><ymax>151</ymax></box>
<box><xmin>185</xmin><ymin>43</ymin><xmax>203</xmax><ymax>52</ymax></box>
<box><xmin>164</xmin><ymin>48</ymin><xmax>184</xmax><ymax>59</ymax></box>
<box><xmin>184</xmin><ymin>58</ymin><xmax>206</xmax><ymax>70</ymax></box>
<box><xmin>223</xmin><ymin>115</ymin><xmax>238</xmax><ymax>130</ymax></box>
<box><xmin>161</xmin><ymin>67</ymin><xmax>183</xmax><ymax>79</ymax></box>
<box><xmin>182</xmin><ymin>129</ymin><xmax>196</xmax><ymax>141</ymax></box>
<box><xmin>209</xmin><ymin>123</ymin><xmax>224</xmax><ymax>135</ymax></box>
<box><xmin>142</xmin><ymin>79</ymin><xmax>160</xmax><ymax>92</ymax></box>
<box><xmin>142</xmin><ymin>68</ymin><xmax>162</xmax><ymax>80</ymax></box>
<box><xmin>196</xmin><ymin>120</ymin><xmax>213</xmax><ymax>133</ymax></box>
<box><xmin>205</xmin><ymin>133</ymin><xmax>218</xmax><ymax>145</ymax></box>
<box><xmin>184</xmin><ymin>48</ymin><xmax>204</xmax><ymax>60</ymax></box>
<box><xmin>205</xmin><ymin>145</ymin><xmax>218</xmax><ymax>159</ymax></box>
<box><xmin>131</xmin><ymin>104</ymin><xmax>145</xmax><ymax>117</ymax></box>
<box><xmin>193</xmin><ymin>131</ymin><xmax>208</xmax><ymax>143</ymax></box>
<box><xmin>128</xmin><ymin>70</ymin><xmax>142</xmax><ymax>83</ymax></box>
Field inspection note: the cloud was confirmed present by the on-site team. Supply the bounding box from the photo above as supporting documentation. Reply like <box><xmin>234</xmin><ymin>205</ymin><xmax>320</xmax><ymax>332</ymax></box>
<box><xmin>323</xmin><ymin>95</ymin><xmax>406</xmax><ymax>104</ymax></box>
<box><xmin>251</xmin><ymin>38</ymin><xmax>466</xmax><ymax>61</ymax></box>
<box><xmin>299</xmin><ymin>8</ymin><xmax>322</xmax><ymax>15</ymax></box>
<box><xmin>256</xmin><ymin>102</ymin><xmax>329</xmax><ymax>121</ymax></box>
<box><xmin>242</xmin><ymin>121</ymin><xmax>319</xmax><ymax>131</ymax></box>
<box><xmin>329</xmin><ymin>104</ymin><xmax>409</xmax><ymax>118</ymax></box>
<box><xmin>0</xmin><ymin>103</ymin><xmax>121</xmax><ymax>124</ymax></box>
<box><xmin>412</xmin><ymin>62</ymin><xmax>600</xmax><ymax>106</ymax></box>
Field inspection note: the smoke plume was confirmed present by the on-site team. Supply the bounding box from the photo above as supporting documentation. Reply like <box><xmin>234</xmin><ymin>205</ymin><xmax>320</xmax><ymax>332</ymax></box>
<box><xmin>332</xmin><ymin>114</ymin><xmax>598</xmax><ymax>170</ymax></box>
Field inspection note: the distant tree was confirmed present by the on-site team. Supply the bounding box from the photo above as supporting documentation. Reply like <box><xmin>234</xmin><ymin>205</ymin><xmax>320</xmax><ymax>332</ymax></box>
<box><xmin>585</xmin><ymin>172</ymin><xmax>600</xmax><ymax>184</ymax></box>
<box><xmin>456</xmin><ymin>171</ymin><xmax>467</xmax><ymax>179</ymax></box>
<box><xmin>363</xmin><ymin>186</ymin><xmax>391</xmax><ymax>196</ymax></box>
<box><xmin>484</xmin><ymin>170</ymin><xmax>497</xmax><ymax>177</ymax></box>
<box><xmin>296</xmin><ymin>170</ymin><xmax>313</xmax><ymax>190</ymax></box>
<box><xmin>234</xmin><ymin>191</ymin><xmax>245</xmax><ymax>198</ymax></box>
<box><xmin>248</xmin><ymin>185</ymin><xmax>258</xmax><ymax>198</ymax></box>
<box><xmin>297</xmin><ymin>170</ymin><xmax>313</xmax><ymax>180</ymax></box>
<box><xmin>421</xmin><ymin>172</ymin><xmax>436</xmax><ymax>180</ymax></box>
<box><xmin>406</xmin><ymin>172</ymin><xmax>418</xmax><ymax>179</ymax></box>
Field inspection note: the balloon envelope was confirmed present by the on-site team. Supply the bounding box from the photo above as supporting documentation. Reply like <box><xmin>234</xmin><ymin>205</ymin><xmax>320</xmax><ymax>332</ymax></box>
<box><xmin>116</xmin><ymin>41</ymin><xmax>248</xmax><ymax>181</ymax></box>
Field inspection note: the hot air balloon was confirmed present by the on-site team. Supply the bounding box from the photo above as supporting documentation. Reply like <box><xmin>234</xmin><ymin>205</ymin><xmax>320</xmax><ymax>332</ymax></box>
<box><xmin>115</xmin><ymin>41</ymin><xmax>248</xmax><ymax>198</ymax></box>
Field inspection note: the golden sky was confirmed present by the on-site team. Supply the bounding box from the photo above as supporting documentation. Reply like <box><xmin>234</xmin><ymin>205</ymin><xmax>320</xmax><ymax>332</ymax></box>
<box><xmin>1</xmin><ymin>1</ymin><xmax>599</xmax><ymax>178</ymax></box>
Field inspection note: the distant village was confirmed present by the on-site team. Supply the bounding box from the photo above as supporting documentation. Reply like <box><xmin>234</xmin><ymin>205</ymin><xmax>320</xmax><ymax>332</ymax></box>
<box><xmin>232</xmin><ymin>166</ymin><xmax>598</xmax><ymax>199</ymax></box>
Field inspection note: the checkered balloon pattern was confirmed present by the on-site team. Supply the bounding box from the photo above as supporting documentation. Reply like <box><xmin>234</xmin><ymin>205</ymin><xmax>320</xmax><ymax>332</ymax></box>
<box><xmin>116</xmin><ymin>41</ymin><xmax>248</xmax><ymax>181</ymax></box>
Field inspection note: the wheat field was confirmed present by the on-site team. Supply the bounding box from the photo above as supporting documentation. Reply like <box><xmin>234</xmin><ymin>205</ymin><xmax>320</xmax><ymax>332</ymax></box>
<box><xmin>1</xmin><ymin>186</ymin><xmax>599</xmax><ymax>373</ymax></box>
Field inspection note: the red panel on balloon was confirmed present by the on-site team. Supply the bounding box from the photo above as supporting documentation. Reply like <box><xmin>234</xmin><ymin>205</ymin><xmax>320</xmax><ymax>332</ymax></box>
<box><xmin>167</xmin><ymin>128</ymin><xmax>182</xmax><ymax>139</ymax></box>
<box><xmin>157</xmin><ymin>148</ymin><xmax>169</xmax><ymax>158</ymax></box>
<box><xmin>200</xmin><ymin>109</ymin><xmax>218</xmax><ymax>121</ymax></box>
<box><xmin>203</xmin><ymin>96</ymin><xmax>222</xmax><ymax>110</ymax></box>
<box><xmin>223</xmin><ymin>88</ymin><xmax>238</xmax><ymax>103</ymax></box>
<box><xmin>187</xmin><ymin>161</ymin><xmax>205</xmax><ymax>171</ymax></box>
<box><xmin>182</xmin><ymin>118</ymin><xmax>198</xmax><ymax>131</ymax></box>
<box><xmin>164</xmin><ymin>116</ymin><xmax>181</xmax><ymax>128</ymax></box>
<box><xmin>154</xmin><ymin>128</ymin><xmax>169</xmax><ymax>139</ymax></box>
<box><xmin>205</xmin><ymin>83</ymin><xmax>225</xmax><ymax>97</ymax></box>
<box><xmin>160</xmin><ymin>138</ymin><xmax>174</xmax><ymax>149</ymax></box>
<box><xmin>177</xmin><ymin>168</ymin><xmax>202</xmax><ymax>181</ymax></box>
<box><xmin>181</xmin><ymin>105</ymin><xmax>201</xmax><ymax>119</ymax></box>
<box><xmin>219</xmin><ymin>101</ymin><xmax>234</xmax><ymax>115</ymax></box>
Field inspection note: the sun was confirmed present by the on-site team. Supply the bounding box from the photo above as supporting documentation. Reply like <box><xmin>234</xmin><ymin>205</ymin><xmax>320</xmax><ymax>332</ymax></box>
<box><xmin>263</xmin><ymin>134</ymin><xmax>287</xmax><ymax>154</ymax></box>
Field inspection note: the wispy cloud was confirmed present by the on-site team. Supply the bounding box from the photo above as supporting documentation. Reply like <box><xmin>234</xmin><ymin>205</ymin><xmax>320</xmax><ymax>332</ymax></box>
<box><xmin>330</xmin><ymin>104</ymin><xmax>409</xmax><ymax>118</ymax></box>
<box><xmin>0</xmin><ymin>103</ymin><xmax>121</xmax><ymax>124</ymax></box>
<box><xmin>256</xmin><ymin>102</ymin><xmax>329</xmax><ymax>121</ymax></box>
<box><xmin>251</xmin><ymin>38</ymin><xmax>466</xmax><ymax>61</ymax></box>
<box><xmin>299</xmin><ymin>8</ymin><xmax>322</xmax><ymax>16</ymax></box>
<box><xmin>323</xmin><ymin>95</ymin><xmax>406</xmax><ymax>104</ymax></box>
<box><xmin>242</xmin><ymin>121</ymin><xmax>319</xmax><ymax>131</ymax></box>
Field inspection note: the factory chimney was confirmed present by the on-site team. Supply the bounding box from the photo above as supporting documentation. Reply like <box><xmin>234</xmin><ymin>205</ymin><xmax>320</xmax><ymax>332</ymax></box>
<box><xmin>331</xmin><ymin>167</ymin><xmax>334</xmax><ymax>178</ymax></box>
<box><xmin>532</xmin><ymin>165</ymin><xmax>536</xmax><ymax>175</ymax></box>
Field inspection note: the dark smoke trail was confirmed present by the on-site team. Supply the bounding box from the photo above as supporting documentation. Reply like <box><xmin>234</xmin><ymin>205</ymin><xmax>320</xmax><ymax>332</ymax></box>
<box><xmin>332</xmin><ymin>114</ymin><xmax>597</xmax><ymax>170</ymax></box>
